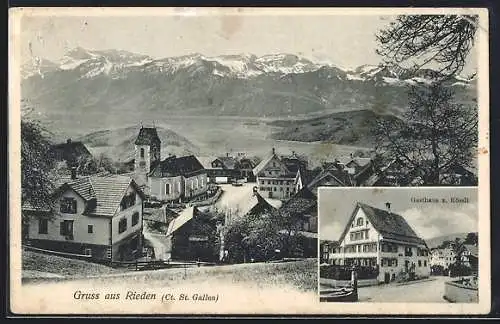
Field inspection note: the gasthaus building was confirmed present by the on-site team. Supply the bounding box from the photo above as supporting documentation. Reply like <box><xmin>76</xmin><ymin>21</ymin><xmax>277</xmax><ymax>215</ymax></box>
<box><xmin>328</xmin><ymin>202</ymin><xmax>431</xmax><ymax>283</ymax></box>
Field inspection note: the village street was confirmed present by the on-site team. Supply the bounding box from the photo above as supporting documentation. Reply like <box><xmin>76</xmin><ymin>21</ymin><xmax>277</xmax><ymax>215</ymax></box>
<box><xmin>357</xmin><ymin>276</ymin><xmax>454</xmax><ymax>303</ymax></box>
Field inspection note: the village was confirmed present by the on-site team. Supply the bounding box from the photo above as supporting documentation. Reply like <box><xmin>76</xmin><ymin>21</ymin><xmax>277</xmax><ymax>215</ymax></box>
<box><xmin>20</xmin><ymin>125</ymin><xmax>378</xmax><ymax>271</ymax></box>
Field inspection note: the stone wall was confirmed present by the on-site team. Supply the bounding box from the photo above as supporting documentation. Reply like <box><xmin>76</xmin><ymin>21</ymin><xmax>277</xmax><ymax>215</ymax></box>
<box><xmin>444</xmin><ymin>280</ymin><xmax>478</xmax><ymax>303</ymax></box>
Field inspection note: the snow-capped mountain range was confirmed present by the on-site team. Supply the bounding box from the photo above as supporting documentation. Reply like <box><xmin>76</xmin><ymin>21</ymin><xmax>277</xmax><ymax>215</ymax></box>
<box><xmin>21</xmin><ymin>47</ymin><xmax>477</xmax><ymax>119</ymax></box>
<box><xmin>22</xmin><ymin>46</ymin><xmax>475</xmax><ymax>84</ymax></box>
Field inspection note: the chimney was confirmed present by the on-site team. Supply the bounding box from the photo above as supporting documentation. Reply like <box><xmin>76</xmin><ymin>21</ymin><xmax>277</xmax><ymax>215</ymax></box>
<box><xmin>350</xmin><ymin>152</ymin><xmax>354</xmax><ymax>159</ymax></box>
<box><xmin>67</xmin><ymin>138</ymin><xmax>72</xmax><ymax>144</ymax></box>
<box><xmin>71</xmin><ymin>166</ymin><xmax>77</xmax><ymax>180</ymax></box>
<box><xmin>385</xmin><ymin>202</ymin><xmax>391</xmax><ymax>213</ymax></box>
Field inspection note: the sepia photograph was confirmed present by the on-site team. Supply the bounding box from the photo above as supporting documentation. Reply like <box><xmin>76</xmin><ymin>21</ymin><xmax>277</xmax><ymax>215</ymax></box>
<box><xmin>9</xmin><ymin>7</ymin><xmax>489</xmax><ymax>315</ymax></box>
<box><xmin>318</xmin><ymin>187</ymin><xmax>479</xmax><ymax>304</ymax></box>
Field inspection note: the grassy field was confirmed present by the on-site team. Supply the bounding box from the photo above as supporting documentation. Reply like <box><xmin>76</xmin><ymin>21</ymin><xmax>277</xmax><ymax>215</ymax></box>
<box><xmin>22</xmin><ymin>250</ymin><xmax>128</xmax><ymax>278</ymax></box>
<box><xmin>22</xmin><ymin>250</ymin><xmax>317</xmax><ymax>293</ymax></box>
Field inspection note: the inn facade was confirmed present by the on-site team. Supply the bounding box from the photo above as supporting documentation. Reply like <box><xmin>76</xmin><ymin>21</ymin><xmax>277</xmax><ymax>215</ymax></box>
<box><xmin>328</xmin><ymin>202</ymin><xmax>430</xmax><ymax>283</ymax></box>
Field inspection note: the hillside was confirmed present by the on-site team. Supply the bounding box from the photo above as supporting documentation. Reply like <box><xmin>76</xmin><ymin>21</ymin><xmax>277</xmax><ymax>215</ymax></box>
<box><xmin>76</xmin><ymin>125</ymin><xmax>200</xmax><ymax>162</ymax></box>
<box><xmin>425</xmin><ymin>232</ymin><xmax>472</xmax><ymax>249</ymax></box>
<box><xmin>268</xmin><ymin>109</ymin><xmax>399</xmax><ymax>146</ymax></box>
<box><xmin>21</xmin><ymin>48</ymin><xmax>477</xmax><ymax>122</ymax></box>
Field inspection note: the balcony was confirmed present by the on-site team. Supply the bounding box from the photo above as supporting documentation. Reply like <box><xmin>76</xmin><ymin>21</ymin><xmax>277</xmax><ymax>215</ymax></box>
<box><xmin>330</xmin><ymin>252</ymin><xmax>377</xmax><ymax>259</ymax></box>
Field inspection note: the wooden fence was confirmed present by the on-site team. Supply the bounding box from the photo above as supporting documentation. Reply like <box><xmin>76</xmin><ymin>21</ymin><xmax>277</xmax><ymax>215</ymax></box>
<box><xmin>23</xmin><ymin>245</ymin><xmax>217</xmax><ymax>271</ymax></box>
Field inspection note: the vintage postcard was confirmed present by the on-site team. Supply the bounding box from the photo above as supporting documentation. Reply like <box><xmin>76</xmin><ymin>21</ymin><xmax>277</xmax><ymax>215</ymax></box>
<box><xmin>9</xmin><ymin>7</ymin><xmax>489</xmax><ymax>315</ymax></box>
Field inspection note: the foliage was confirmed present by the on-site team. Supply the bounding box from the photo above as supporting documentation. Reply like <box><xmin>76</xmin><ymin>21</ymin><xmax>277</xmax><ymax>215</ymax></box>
<box><xmin>449</xmin><ymin>263</ymin><xmax>472</xmax><ymax>277</ymax></box>
<box><xmin>75</xmin><ymin>153</ymin><xmax>118</xmax><ymax>175</ymax></box>
<box><xmin>21</xmin><ymin>120</ymin><xmax>57</xmax><ymax>219</ymax></box>
<box><xmin>450</xmin><ymin>237</ymin><xmax>468</xmax><ymax>267</ymax></box>
<box><xmin>374</xmin><ymin>82</ymin><xmax>477</xmax><ymax>185</ymax></box>
<box><xmin>438</xmin><ymin>240</ymin><xmax>453</xmax><ymax>249</ymax></box>
<box><xmin>222</xmin><ymin>208</ymin><xmax>311</xmax><ymax>263</ymax></box>
<box><xmin>376</xmin><ymin>15</ymin><xmax>478</xmax><ymax>79</ymax></box>
<box><xmin>464</xmin><ymin>232</ymin><xmax>478</xmax><ymax>245</ymax></box>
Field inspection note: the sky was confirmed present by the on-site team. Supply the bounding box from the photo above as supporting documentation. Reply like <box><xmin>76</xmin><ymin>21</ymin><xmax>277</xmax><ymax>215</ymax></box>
<box><xmin>19</xmin><ymin>11</ymin><xmax>477</xmax><ymax>73</ymax></box>
<box><xmin>319</xmin><ymin>187</ymin><xmax>478</xmax><ymax>241</ymax></box>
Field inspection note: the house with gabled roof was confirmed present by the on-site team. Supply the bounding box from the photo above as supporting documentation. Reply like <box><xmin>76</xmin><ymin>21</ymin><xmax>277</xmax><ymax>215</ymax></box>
<box><xmin>328</xmin><ymin>202</ymin><xmax>430</xmax><ymax>283</ymax></box>
<box><xmin>253</xmin><ymin>148</ymin><xmax>307</xmax><ymax>199</ymax></box>
<box><xmin>50</xmin><ymin>138</ymin><xmax>93</xmax><ymax>166</ymax></box>
<box><xmin>278</xmin><ymin>186</ymin><xmax>318</xmax><ymax>257</ymax></box>
<box><xmin>148</xmin><ymin>154</ymin><xmax>208</xmax><ymax>202</ymax></box>
<box><xmin>23</xmin><ymin>173</ymin><xmax>145</xmax><ymax>261</ymax></box>
<box><xmin>164</xmin><ymin>206</ymin><xmax>221</xmax><ymax>262</ymax></box>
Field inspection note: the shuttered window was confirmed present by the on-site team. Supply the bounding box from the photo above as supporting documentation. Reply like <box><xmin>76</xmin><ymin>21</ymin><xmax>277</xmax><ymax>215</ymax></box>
<box><xmin>132</xmin><ymin>212</ymin><xmax>140</xmax><ymax>226</ymax></box>
<box><xmin>118</xmin><ymin>218</ymin><xmax>127</xmax><ymax>234</ymax></box>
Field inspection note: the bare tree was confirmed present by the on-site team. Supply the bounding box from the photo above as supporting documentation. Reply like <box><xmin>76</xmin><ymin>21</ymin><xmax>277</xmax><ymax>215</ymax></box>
<box><xmin>374</xmin><ymin>82</ymin><xmax>477</xmax><ymax>185</ymax></box>
<box><xmin>376</xmin><ymin>15</ymin><xmax>478</xmax><ymax>79</ymax></box>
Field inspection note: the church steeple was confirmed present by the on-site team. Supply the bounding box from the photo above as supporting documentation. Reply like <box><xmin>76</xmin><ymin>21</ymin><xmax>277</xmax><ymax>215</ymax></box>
<box><xmin>134</xmin><ymin>125</ymin><xmax>161</xmax><ymax>177</ymax></box>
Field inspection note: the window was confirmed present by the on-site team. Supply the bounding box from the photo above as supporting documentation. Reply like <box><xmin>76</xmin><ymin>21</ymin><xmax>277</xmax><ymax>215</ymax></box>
<box><xmin>273</xmin><ymin>187</ymin><xmax>276</xmax><ymax>191</ymax></box>
<box><xmin>38</xmin><ymin>219</ymin><xmax>48</xmax><ymax>234</ymax></box>
<box><xmin>60</xmin><ymin>197</ymin><xmax>77</xmax><ymax>214</ymax></box>
<box><xmin>201</xmin><ymin>178</ymin><xmax>204</xmax><ymax>187</ymax></box>
<box><xmin>261</xmin><ymin>181</ymin><xmax>265</xmax><ymax>185</ymax></box>
<box><xmin>140</xmin><ymin>148</ymin><xmax>145</xmax><ymax>158</ymax></box>
<box><xmin>177</xmin><ymin>182</ymin><xmax>181</xmax><ymax>193</ymax></box>
<box><xmin>195</xmin><ymin>178</ymin><xmax>199</xmax><ymax>189</ymax></box>
<box><xmin>132</xmin><ymin>212</ymin><xmax>140</xmax><ymax>226</ymax></box>
<box><xmin>84</xmin><ymin>248</ymin><xmax>92</xmax><ymax>256</ymax></box>
<box><xmin>418</xmin><ymin>260</ymin><xmax>422</xmax><ymax>267</ymax></box>
<box><xmin>350</xmin><ymin>233</ymin><xmax>354</xmax><ymax>241</ymax></box>
<box><xmin>120</xmin><ymin>193</ymin><xmax>136</xmax><ymax>211</ymax></box>
<box><xmin>60</xmin><ymin>220</ymin><xmax>74</xmax><ymax>237</ymax></box>
<box><xmin>356</xmin><ymin>218</ymin><xmax>363</xmax><ymax>226</ymax></box>
<box><xmin>88</xmin><ymin>224</ymin><xmax>94</xmax><ymax>234</ymax></box>
<box><xmin>118</xmin><ymin>218</ymin><xmax>127</xmax><ymax>234</ymax></box>
<box><xmin>424</xmin><ymin>260</ymin><xmax>427</xmax><ymax>267</ymax></box>
<box><xmin>165</xmin><ymin>183</ymin><xmax>171</xmax><ymax>195</ymax></box>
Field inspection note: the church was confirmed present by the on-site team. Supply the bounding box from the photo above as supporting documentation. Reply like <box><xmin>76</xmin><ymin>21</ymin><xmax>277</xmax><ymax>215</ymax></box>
<box><xmin>133</xmin><ymin>126</ymin><xmax>208</xmax><ymax>203</ymax></box>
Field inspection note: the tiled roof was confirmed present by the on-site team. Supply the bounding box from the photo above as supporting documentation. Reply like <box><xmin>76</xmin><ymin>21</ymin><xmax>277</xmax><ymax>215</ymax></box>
<box><xmin>245</xmin><ymin>192</ymin><xmax>281</xmax><ymax>217</ymax></box>
<box><xmin>22</xmin><ymin>174</ymin><xmax>143</xmax><ymax>217</ymax></box>
<box><xmin>252</xmin><ymin>152</ymin><xmax>279</xmax><ymax>175</ymax></box>
<box><xmin>464</xmin><ymin>244</ymin><xmax>479</xmax><ymax>258</ymax></box>
<box><xmin>65</xmin><ymin>177</ymin><xmax>96</xmax><ymax>201</ymax></box>
<box><xmin>166</xmin><ymin>206</ymin><xmax>195</xmax><ymax>236</ymax></box>
<box><xmin>88</xmin><ymin>175</ymin><xmax>140</xmax><ymax>217</ymax></box>
<box><xmin>280</xmin><ymin>187</ymin><xmax>317</xmax><ymax>216</ymax></box>
<box><xmin>150</xmin><ymin>155</ymin><xmax>205</xmax><ymax>178</ymax></box>
<box><xmin>50</xmin><ymin>140</ymin><xmax>92</xmax><ymax>162</ymax></box>
<box><xmin>252</xmin><ymin>150</ymin><xmax>307</xmax><ymax>176</ymax></box>
<box><xmin>357</xmin><ymin>203</ymin><xmax>426</xmax><ymax>246</ymax></box>
<box><xmin>134</xmin><ymin>127</ymin><xmax>161</xmax><ymax>145</ymax></box>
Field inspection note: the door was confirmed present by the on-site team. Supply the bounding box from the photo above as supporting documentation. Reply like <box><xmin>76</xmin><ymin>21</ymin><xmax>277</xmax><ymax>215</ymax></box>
<box><xmin>384</xmin><ymin>272</ymin><xmax>390</xmax><ymax>284</ymax></box>
<box><xmin>268</xmin><ymin>191</ymin><xmax>273</xmax><ymax>198</ymax></box>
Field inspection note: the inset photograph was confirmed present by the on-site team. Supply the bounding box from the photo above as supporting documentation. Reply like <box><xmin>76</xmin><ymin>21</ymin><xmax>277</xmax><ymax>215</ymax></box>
<box><xmin>319</xmin><ymin>187</ymin><xmax>478</xmax><ymax>303</ymax></box>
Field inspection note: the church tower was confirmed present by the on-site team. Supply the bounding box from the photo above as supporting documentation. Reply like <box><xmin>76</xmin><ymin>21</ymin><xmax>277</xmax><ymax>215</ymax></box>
<box><xmin>134</xmin><ymin>126</ymin><xmax>161</xmax><ymax>178</ymax></box>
